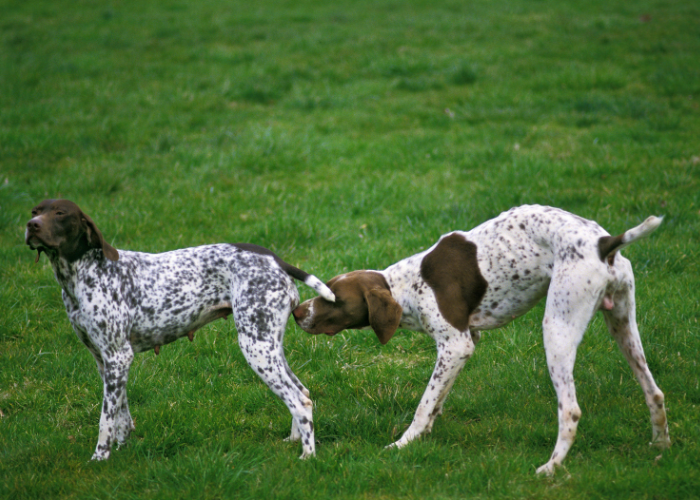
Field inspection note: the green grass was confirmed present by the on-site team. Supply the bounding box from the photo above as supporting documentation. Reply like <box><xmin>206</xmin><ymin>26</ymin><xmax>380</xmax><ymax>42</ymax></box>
<box><xmin>1</xmin><ymin>0</ymin><xmax>699</xmax><ymax>498</ymax></box>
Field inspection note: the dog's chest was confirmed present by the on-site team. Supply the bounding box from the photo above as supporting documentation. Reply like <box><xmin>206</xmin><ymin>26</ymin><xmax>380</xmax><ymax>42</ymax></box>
<box><xmin>53</xmin><ymin>255</ymin><xmax>124</xmax><ymax>324</ymax></box>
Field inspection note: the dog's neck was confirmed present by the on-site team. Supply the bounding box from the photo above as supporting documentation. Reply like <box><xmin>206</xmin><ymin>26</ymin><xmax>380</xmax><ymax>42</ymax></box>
<box><xmin>381</xmin><ymin>252</ymin><xmax>430</xmax><ymax>331</ymax></box>
<box><xmin>382</xmin><ymin>251</ymin><xmax>427</xmax><ymax>302</ymax></box>
<box><xmin>48</xmin><ymin>249</ymin><xmax>105</xmax><ymax>303</ymax></box>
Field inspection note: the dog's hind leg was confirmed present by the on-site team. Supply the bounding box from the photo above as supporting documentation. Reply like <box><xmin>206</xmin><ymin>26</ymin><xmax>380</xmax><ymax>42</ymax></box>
<box><xmin>536</xmin><ymin>276</ymin><xmax>600</xmax><ymax>475</ymax></box>
<box><xmin>602</xmin><ymin>264</ymin><xmax>670</xmax><ymax>450</ymax></box>
<box><xmin>280</xmin><ymin>355</ymin><xmax>312</xmax><ymax>443</ymax></box>
<box><xmin>237</xmin><ymin>328</ymin><xmax>315</xmax><ymax>458</ymax></box>
<box><xmin>233</xmin><ymin>289</ymin><xmax>315</xmax><ymax>459</ymax></box>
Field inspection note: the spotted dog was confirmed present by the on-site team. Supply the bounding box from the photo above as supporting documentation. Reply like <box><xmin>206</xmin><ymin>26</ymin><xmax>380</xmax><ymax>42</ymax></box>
<box><xmin>25</xmin><ymin>199</ymin><xmax>335</xmax><ymax>461</ymax></box>
<box><xmin>293</xmin><ymin>205</ymin><xmax>670</xmax><ymax>474</ymax></box>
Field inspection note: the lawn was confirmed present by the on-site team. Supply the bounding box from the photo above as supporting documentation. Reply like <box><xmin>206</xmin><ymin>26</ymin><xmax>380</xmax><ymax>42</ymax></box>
<box><xmin>1</xmin><ymin>0</ymin><xmax>699</xmax><ymax>498</ymax></box>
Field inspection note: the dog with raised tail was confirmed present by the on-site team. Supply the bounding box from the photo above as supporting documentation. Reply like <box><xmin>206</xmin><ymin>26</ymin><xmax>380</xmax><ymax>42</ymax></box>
<box><xmin>293</xmin><ymin>205</ymin><xmax>669</xmax><ymax>474</ymax></box>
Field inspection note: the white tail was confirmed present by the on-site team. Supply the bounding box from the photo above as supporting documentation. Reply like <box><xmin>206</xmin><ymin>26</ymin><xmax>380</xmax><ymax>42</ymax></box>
<box><xmin>304</xmin><ymin>275</ymin><xmax>336</xmax><ymax>302</ymax></box>
<box><xmin>623</xmin><ymin>215</ymin><xmax>663</xmax><ymax>246</ymax></box>
<box><xmin>598</xmin><ymin>215</ymin><xmax>663</xmax><ymax>261</ymax></box>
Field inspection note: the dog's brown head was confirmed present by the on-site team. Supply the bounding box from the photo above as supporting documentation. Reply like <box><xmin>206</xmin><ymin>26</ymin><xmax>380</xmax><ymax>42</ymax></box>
<box><xmin>25</xmin><ymin>199</ymin><xmax>118</xmax><ymax>263</ymax></box>
<box><xmin>292</xmin><ymin>270</ymin><xmax>402</xmax><ymax>344</ymax></box>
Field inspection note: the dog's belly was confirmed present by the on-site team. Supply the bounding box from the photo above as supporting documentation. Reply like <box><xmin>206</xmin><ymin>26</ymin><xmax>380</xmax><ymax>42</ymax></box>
<box><xmin>468</xmin><ymin>266</ymin><xmax>551</xmax><ymax>330</ymax></box>
<box><xmin>129</xmin><ymin>297</ymin><xmax>232</xmax><ymax>353</ymax></box>
<box><xmin>469</xmin><ymin>288</ymin><xmax>549</xmax><ymax>330</ymax></box>
<box><xmin>460</xmin><ymin>220</ymin><xmax>555</xmax><ymax>330</ymax></box>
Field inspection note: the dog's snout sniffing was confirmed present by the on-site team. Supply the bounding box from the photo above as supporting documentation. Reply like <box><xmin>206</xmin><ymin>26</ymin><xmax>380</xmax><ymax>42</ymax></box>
<box><xmin>292</xmin><ymin>301</ymin><xmax>312</xmax><ymax>328</ymax></box>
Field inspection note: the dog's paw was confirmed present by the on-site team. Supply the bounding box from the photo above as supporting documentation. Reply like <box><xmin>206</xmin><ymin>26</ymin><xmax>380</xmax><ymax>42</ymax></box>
<box><xmin>535</xmin><ymin>462</ymin><xmax>555</xmax><ymax>476</ymax></box>
<box><xmin>385</xmin><ymin>439</ymin><xmax>406</xmax><ymax>450</ymax></box>
<box><xmin>299</xmin><ymin>449</ymin><xmax>316</xmax><ymax>460</ymax></box>
<box><xmin>650</xmin><ymin>437</ymin><xmax>671</xmax><ymax>449</ymax></box>
<box><xmin>90</xmin><ymin>451</ymin><xmax>110</xmax><ymax>461</ymax></box>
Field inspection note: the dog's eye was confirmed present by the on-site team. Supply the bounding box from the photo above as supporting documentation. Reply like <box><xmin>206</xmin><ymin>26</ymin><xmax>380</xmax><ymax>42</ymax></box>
<box><xmin>31</xmin><ymin>210</ymin><xmax>37</xmax><ymax>216</ymax></box>
<box><xmin>55</xmin><ymin>211</ymin><xmax>65</xmax><ymax>216</ymax></box>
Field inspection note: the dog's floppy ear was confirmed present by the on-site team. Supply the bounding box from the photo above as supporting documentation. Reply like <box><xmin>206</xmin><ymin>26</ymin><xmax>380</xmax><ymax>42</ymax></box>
<box><xmin>82</xmin><ymin>212</ymin><xmax>119</xmax><ymax>261</ymax></box>
<box><xmin>364</xmin><ymin>288</ymin><xmax>402</xmax><ymax>345</ymax></box>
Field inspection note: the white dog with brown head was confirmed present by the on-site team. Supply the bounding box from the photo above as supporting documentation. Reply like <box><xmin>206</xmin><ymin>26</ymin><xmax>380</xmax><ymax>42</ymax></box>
<box><xmin>293</xmin><ymin>205</ymin><xmax>670</xmax><ymax>474</ymax></box>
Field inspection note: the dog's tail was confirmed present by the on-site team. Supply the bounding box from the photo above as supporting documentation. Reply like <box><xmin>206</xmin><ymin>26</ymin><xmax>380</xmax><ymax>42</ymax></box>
<box><xmin>298</xmin><ymin>272</ymin><xmax>336</xmax><ymax>302</ymax></box>
<box><xmin>233</xmin><ymin>243</ymin><xmax>336</xmax><ymax>302</ymax></box>
<box><xmin>281</xmin><ymin>263</ymin><xmax>335</xmax><ymax>302</ymax></box>
<box><xmin>598</xmin><ymin>215</ymin><xmax>663</xmax><ymax>262</ymax></box>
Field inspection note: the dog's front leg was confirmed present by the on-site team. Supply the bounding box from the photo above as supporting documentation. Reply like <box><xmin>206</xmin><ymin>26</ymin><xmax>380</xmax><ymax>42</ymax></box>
<box><xmin>389</xmin><ymin>329</ymin><xmax>475</xmax><ymax>449</ymax></box>
<box><xmin>91</xmin><ymin>343</ymin><xmax>134</xmax><ymax>461</ymax></box>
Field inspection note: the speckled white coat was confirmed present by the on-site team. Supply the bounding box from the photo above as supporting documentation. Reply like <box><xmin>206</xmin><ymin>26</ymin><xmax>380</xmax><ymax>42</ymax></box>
<box><xmin>26</xmin><ymin>200</ymin><xmax>334</xmax><ymax>461</ymax></box>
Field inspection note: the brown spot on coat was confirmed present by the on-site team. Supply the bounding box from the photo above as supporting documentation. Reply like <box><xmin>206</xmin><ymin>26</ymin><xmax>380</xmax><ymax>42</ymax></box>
<box><xmin>420</xmin><ymin>233</ymin><xmax>487</xmax><ymax>331</ymax></box>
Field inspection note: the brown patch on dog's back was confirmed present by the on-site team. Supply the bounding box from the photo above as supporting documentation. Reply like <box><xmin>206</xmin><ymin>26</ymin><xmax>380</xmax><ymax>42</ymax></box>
<box><xmin>420</xmin><ymin>233</ymin><xmax>487</xmax><ymax>331</ymax></box>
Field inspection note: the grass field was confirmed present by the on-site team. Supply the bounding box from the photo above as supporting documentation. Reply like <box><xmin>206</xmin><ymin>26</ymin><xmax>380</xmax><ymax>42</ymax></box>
<box><xmin>1</xmin><ymin>0</ymin><xmax>699</xmax><ymax>498</ymax></box>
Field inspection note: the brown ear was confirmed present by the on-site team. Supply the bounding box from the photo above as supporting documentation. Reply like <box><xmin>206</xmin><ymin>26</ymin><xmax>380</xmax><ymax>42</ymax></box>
<box><xmin>82</xmin><ymin>212</ymin><xmax>119</xmax><ymax>261</ymax></box>
<box><xmin>365</xmin><ymin>288</ymin><xmax>402</xmax><ymax>345</ymax></box>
